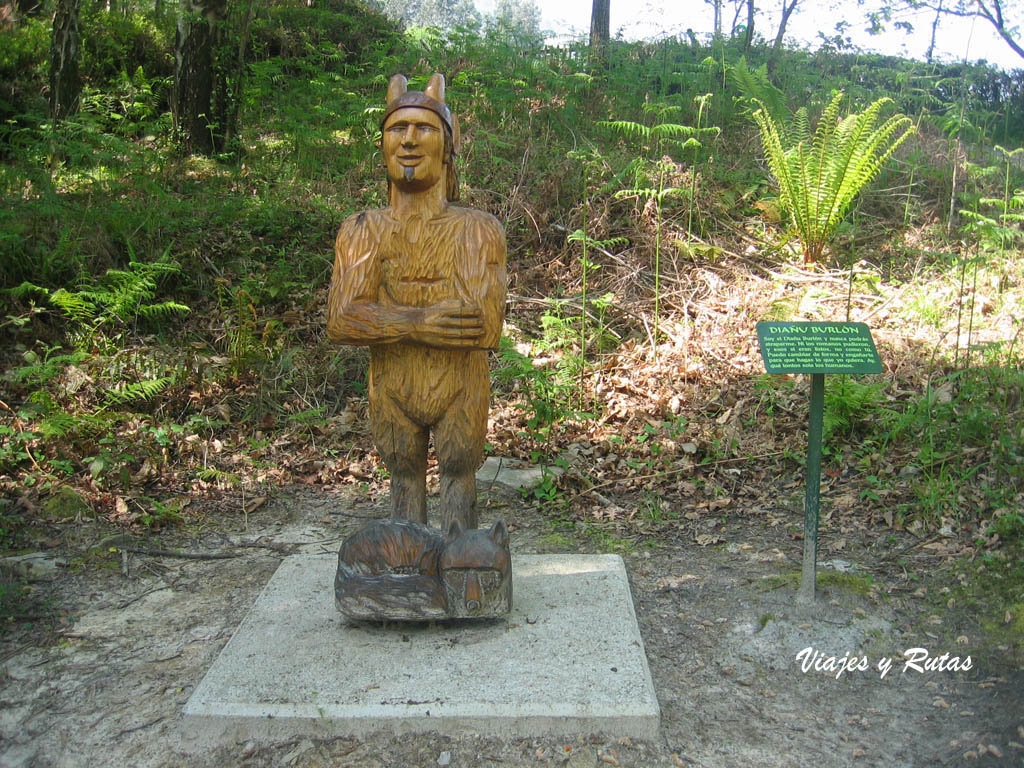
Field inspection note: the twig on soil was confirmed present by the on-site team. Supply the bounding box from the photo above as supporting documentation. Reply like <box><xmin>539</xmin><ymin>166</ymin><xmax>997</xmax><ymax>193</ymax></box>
<box><xmin>116</xmin><ymin>716</ymin><xmax>165</xmax><ymax>738</ymax></box>
<box><xmin>118</xmin><ymin>585</ymin><xmax>172</xmax><ymax>610</ymax></box>
<box><xmin>858</xmin><ymin>282</ymin><xmax>911</xmax><ymax>322</ymax></box>
<box><xmin>882</xmin><ymin>534</ymin><xmax>942</xmax><ymax>560</ymax></box>
<box><xmin>118</xmin><ymin>546</ymin><xmax>239</xmax><ymax>560</ymax></box>
<box><xmin>0</xmin><ymin>643</ymin><xmax>34</xmax><ymax>665</ymax></box>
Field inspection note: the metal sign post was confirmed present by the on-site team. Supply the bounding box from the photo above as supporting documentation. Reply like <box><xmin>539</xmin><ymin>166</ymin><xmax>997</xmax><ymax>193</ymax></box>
<box><xmin>755</xmin><ymin>322</ymin><xmax>883</xmax><ymax>604</ymax></box>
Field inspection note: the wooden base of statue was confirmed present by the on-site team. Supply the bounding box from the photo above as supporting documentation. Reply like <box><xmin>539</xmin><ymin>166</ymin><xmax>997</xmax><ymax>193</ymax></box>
<box><xmin>335</xmin><ymin>518</ymin><xmax>512</xmax><ymax>621</ymax></box>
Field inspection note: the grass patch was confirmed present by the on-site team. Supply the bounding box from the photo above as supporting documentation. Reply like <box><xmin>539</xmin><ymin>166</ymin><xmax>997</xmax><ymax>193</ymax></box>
<box><xmin>582</xmin><ymin>525</ymin><xmax>636</xmax><ymax>555</ymax></box>
<box><xmin>955</xmin><ymin>541</ymin><xmax>1024</xmax><ymax>662</ymax></box>
<box><xmin>817</xmin><ymin>570</ymin><xmax>875</xmax><ymax>596</ymax></box>
<box><xmin>761</xmin><ymin>567</ymin><xmax>875</xmax><ymax>596</ymax></box>
<box><xmin>539</xmin><ymin>532</ymin><xmax>573</xmax><ymax>550</ymax></box>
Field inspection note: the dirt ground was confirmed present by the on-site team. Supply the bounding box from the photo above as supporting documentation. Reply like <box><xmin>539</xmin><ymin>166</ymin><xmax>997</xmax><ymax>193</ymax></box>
<box><xmin>2</xmin><ymin>483</ymin><xmax>1022</xmax><ymax>768</ymax></box>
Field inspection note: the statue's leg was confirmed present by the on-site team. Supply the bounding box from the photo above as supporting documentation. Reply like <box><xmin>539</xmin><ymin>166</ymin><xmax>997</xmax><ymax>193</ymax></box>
<box><xmin>436</xmin><ymin>375</ymin><xmax>487</xmax><ymax>531</ymax></box>
<box><xmin>371</xmin><ymin>394</ymin><xmax>428</xmax><ymax>524</ymax></box>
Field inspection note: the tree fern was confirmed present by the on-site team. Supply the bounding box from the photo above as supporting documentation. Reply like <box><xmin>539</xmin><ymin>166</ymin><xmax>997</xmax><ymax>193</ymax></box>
<box><xmin>753</xmin><ymin>92</ymin><xmax>914</xmax><ymax>263</ymax></box>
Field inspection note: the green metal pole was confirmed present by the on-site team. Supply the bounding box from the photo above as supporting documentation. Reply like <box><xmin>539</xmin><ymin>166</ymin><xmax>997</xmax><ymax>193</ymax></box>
<box><xmin>799</xmin><ymin>373</ymin><xmax>825</xmax><ymax>604</ymax></box>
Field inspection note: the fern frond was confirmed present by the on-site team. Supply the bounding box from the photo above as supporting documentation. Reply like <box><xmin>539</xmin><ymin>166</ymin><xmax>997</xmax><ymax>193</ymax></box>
<box><xmin>597</xmin><ymin>120</ymin><xmax>650</xmax><ymax>141</ymax></box>
<box><xmin>730</xmin><ymin>57</ymin><xmax>787</xmax><ymax>122</ymax></box>
<box><xmin>598</xmin><ymin>157</ymin><xmax>645</xmax><ymax>195</ymax></box>
<box><xmin>137</xmin><ymin>301</ymin><xmax>191</xmax><ymax>319</ymax></box>
<box><xmin>11</xmin><ymin>282</ymin><xmax>50</xmax><ymax>299</ymax></box>
<box><xmin>662</xmin><ymin>137</ymin><xmax>702</xmax><ymax>152</ymax></box>
<box><xmin>650</xmin><ymin>123</ymin><xmax>697</xmax><ymax>140</ymax></box>
<box><xmin>37</xmin><ymin>410</ymin><xmax>102</xmax><ymax>439</ymax></box>
<box><xmin>49</xmin><ymin>289</ymin><xmax>99</xmax><ymax>324</ymax></box>
<box><xmin>103</xmin><ymin>376</ymin><xmax>174</xmax><ymax>405</ymax></box>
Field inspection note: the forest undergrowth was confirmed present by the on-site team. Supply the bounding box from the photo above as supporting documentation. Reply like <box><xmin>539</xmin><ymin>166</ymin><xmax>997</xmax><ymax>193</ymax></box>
<box><xmin>1</xmin><ymin>1</ymin><xmax>1022</xmax><ymax>655</ymax></box>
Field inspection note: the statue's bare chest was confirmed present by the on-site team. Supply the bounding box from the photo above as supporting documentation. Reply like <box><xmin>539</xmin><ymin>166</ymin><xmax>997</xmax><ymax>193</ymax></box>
<box><xmin>378</xmin><ymin>216</ymin><xmax>462</xmax><ymax>307</ymax></box>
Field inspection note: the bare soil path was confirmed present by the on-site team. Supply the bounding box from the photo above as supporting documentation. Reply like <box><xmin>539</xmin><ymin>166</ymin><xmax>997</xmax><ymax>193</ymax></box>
<box><xmin>2</xmin><ymin>484</ymin><xmax>1021</xmax><ymax>768</ymax></box>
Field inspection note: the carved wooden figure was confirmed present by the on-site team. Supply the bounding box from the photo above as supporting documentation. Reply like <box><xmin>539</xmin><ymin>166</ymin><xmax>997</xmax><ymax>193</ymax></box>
<box><xmin>327</xmin><ymin>74</ymin><xmax>510</xmax><ymax>620</ymax></box>
<box><xmin>335</xmin><ymin>518</ymin><xmax>512</xmax><ymax>621</ymax></box>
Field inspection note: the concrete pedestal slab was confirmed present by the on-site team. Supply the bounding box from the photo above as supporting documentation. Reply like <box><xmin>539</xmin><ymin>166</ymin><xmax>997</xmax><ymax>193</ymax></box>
<box><xmin>183</xmin><ymin>554</ymin><xmax>659</xmax><ymax>742</ymax></box>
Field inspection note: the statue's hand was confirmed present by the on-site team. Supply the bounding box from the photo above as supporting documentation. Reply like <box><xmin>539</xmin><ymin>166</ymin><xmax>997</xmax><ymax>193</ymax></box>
<box><xmin>411</xmin><ymin>298</ymin><xmax>484</xmax><ymax>348</ymax></box>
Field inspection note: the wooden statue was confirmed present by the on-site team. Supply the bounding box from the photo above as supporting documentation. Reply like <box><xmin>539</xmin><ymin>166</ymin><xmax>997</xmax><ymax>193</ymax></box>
<box><xmin>327</xmin><ymin>73</ymin><xmax>510</xmax><ymax>620</ymax></box>
<box><xmin>335</xmin><ymin>518</ymin><xmax>512</xmax><ymax>621</ymax></box>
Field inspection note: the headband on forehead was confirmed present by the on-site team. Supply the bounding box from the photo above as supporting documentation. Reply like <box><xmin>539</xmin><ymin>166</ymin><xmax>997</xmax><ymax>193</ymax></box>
<box><xmin>382</xmin><ymin>74</ymin><xmax>456</xmax><ymax>140</ymax></box>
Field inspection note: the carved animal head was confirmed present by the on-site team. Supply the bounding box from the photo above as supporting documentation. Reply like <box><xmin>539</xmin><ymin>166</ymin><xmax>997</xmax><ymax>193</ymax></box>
<box><xmin>439</xmin><ymin>519</ymin><xmax>512</xmax><ymax>618</ymax></box>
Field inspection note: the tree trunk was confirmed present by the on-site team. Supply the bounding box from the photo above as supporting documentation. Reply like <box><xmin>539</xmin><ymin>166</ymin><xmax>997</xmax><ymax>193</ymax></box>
<box><xmin>589</xmin><ymin>0</ymin><xmax>609</xmax><ymax>49</ymax></box>
<box><xmin>926</xmin><ymin>0</ymin><xmax>942</xmax><ymax>62</ymax></box>
<box><xmin>212</xmin><ymin>0</ymin><xmax>257</xmax><ymax>149</ymax></box>
<box><xmin>49</xmin><ymin>0</ymin><xmax>81</xmax><ymax>123</ymax></box>
<box><xmin>743</xmin><ymin>0</ymin><xmax>755</xmax><ymax>55</ymax></box>
<box><xmin>767</xmin><ymin>0</ymin><xmax>798</xmax><ymax>76</ymax></box>
<box><xmin>172</xmin><ymin>0</ymin><xmax>226</xmax><ymax>154</ymax></box>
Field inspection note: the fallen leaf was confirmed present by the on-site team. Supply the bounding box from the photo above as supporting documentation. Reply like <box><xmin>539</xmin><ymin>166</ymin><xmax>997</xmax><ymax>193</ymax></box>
<box><xmin>244</xmin><ymin>496</ymin><xmax>267</xmax><ymax>514</ymax></box>
<box><xmin>695</xmin><ymin>534</ymin><xmax>724</xmax><ymax>547</ymax></box>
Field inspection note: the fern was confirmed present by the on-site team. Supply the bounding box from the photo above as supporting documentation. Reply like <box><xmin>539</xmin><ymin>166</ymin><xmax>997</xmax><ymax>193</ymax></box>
<box><xmin>103</xmin><ymin>376</ymin><xmax>175</xmax><ymax>406</ymax></box>
<box><xmin>729</xmin><ymin>57</ymin><xmax>786</xmax><ymax>123</ymax></box>
<box><xmin>49</xmin><ymin>289</ymin><xmax>99</xmax><ymax>324</ymax></box>
<box><xmin>37</xmin><ymin>247</ymin><xmax>190</xmax><ymax>341</ymax></box>
<box><xmin>9</xmin><ymin>350</ymin><xmax>88</xmax><ymax>386</ymax></box>
<box><xmin>597</xmin><ymin>120</ymin><xmax>650</xmax><ymax>141</ymax></box>
<box><xmin>753</xmin><ymin>92</ymin><xmax>914</xmax><ymax>263</ymax></box>
<box><xmin>37</xmin><ymin>410</ymin><xmax>104</xmax><ymax>439</ymax></box>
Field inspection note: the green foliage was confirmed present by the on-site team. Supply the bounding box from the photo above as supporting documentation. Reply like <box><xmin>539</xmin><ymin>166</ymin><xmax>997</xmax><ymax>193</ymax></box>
<box><xmin>752</xmin><ymin>92</ymin><xmax>915</xmax><ymax>263</ymax></box>
<box><xmin>21</xmin><ymin>248</ymin><xmax>190</xmax><ymax>348</ymax></box>
<box><xmin>599</xmin><ymin>102</ymin><xmax>720</xmax><ymax>354</ymax></box>
<box><xmin>729</xmin><ymin>57</ymin><xmax>786</xmax><ymax>122</ymax></box>
<box><xmin>0</xmin><ymin>16</ymin><xmax>48</xmax><ymax>125</ymax></box>
<box><xmin>79</xmin><ymin>67</ymin><xmax>172</xmax><ymax>137</ymax></box>
<box><xmin>960</xmin><ymin>146</ymin><xmax>1024</xmax><ymax>251</ymax></box>
<box><xmin>494</xmin><ymin>335</ymin><xmax>577</xmax><ymax>447</ymax></box>
<box><xmin>251</xmin><ymin>0</ymin><xmax>402</xmax><ymax>67</ymax></box>
<box><xmin>823</xmin><ymin>376</ymin><xmax>893</xmax><ymax>443</ymax></box>
<box><xmin>103</xmin><ymin>376</ymin><xmax>175</xmax><ymax>406</ymax></box>
<box><xmin>78</xmin><ymin>8</ymin><xmax>173</xmax><ymax>86</ymax></box>
<box><xmin>989</xmin><ymin>513</ymin><xmax>1024</xmax><ymax>544</ymax></box>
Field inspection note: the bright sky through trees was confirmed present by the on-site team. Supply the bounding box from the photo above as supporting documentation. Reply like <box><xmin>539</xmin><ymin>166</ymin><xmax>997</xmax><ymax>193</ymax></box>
<box><xmin>476</xmin><ymin>0</ymin><xmax>1021</xmax><ymax>71</ymax></box>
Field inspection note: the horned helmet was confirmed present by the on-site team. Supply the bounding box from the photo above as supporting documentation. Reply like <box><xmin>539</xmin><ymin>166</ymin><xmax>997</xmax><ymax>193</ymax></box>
<box><xmin>382</xmin><ymin>73</ymin><xmax>461</xmax><ymax>201</ymax></box>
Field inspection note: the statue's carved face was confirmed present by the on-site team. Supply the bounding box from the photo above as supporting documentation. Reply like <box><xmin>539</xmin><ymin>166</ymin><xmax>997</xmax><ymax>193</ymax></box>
<box><xmin>382</xmin><ymin>107</ymin><xmax>445</xmax><ymax>192</ymax></box>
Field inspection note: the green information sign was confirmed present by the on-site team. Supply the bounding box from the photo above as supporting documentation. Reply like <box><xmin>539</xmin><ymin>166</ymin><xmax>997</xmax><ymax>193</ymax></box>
<box><xmin>756</xmin><ymin>321</ymin><xmax>882</xmax><ymax>375</ymax></box>
<box><xmin>754</xmin><ymin>320</ymin><xmax>883</xmax><ymax>603</ymax></box>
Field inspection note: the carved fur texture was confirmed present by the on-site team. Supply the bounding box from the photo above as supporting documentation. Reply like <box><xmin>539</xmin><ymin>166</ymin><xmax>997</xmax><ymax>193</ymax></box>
<box><xmin>335</xmin><ymin>518</ymin><xmax>512</xmax><ymax>621</ymax></box>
